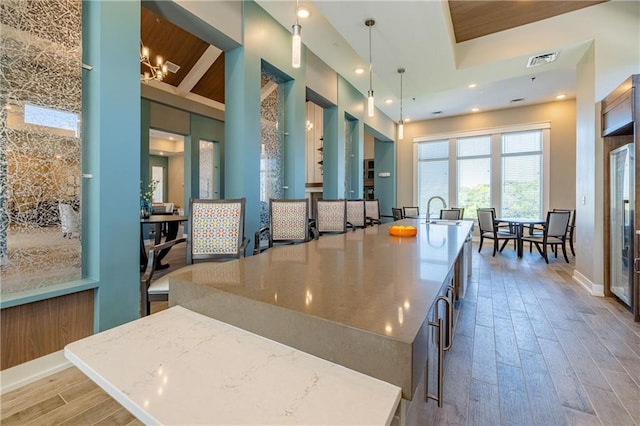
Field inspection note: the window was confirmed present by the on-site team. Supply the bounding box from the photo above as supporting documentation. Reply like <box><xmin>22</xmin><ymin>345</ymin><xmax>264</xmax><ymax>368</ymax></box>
<box><xmin>414</xmin><ymin>124</ymin><xmax>549</xmax><ymax>221</ymax></box>
<box><xmin>416</xmin><ymin>141</ymin><xmax>449</xmax><ymax>216</ymax></box>
<box><xmin>457</xmin><ymin>136</ymin><xmax>491</xmax><ymax>219</ymax></box>
<box><xmin>501</xmin><ymin>131</ymin><xmax>542</xmax><ymax>218</ymax></box>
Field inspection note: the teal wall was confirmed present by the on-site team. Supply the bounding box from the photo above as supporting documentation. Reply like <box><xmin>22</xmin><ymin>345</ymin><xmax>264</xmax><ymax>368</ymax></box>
<box><xmin>225</xmin><ymin>2</ymin><xmax>306</xmax><ymax>240</ymax></box>
<box><xmin>323</xmin><ymin>76</ymin><xmax>367</xmax><ymax>199</ymax></box>
<box><xmin>82</xmin><ymin>0</ymin><xmax>140</xmax><ymax>330</ymax></box>
<box><xmin>374</xmin><ymin>139</ymin><xmax>397</xmax><ymax>219</ymax></box>
<box><xmin>187</xmin><ymin>113</ymin><xmax>225</xmax><ymax>208</ymax></box>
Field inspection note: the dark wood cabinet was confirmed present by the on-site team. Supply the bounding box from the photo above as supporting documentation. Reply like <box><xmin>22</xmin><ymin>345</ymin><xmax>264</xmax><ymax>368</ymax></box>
<box><xmin>602</xmin><ymin>74</ymin><xmax>639</xmax><ymax>322</ymax></box>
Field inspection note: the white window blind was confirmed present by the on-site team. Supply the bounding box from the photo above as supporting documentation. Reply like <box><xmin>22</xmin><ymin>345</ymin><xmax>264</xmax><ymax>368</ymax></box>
<box><xmin>501</xmin><ymin>131</ymin><xmax>542</xmax><ymax>218</ymax></box>
<box><xmin>457</xmin><ymin>136</ymin><xmax>491</xmax><ymax>219</ymax></box>
<box><xmin>417</xmin><ymin>141</ymin><xmax>449</xmax><ymax>214</ymax></box>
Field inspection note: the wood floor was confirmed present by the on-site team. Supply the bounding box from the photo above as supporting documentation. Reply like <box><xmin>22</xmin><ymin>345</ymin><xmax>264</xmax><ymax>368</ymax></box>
<box><xmin>2</xmin><ymin>242</ymin><xmax>639</xmax><ymax>425</ymax></box>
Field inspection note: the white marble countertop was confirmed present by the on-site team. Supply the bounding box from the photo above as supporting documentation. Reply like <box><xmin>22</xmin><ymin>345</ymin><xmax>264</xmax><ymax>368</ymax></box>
<box><xmin>65</xmin><ymin>306</ymin><xmax>401</xmax><ymax>425</ymax></box>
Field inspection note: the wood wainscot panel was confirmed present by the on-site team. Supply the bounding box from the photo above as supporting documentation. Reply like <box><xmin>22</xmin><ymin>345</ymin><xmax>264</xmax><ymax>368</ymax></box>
<box><xmin>1</xmin><ymin>290</ymin><xmax>94</xmax><ymax>370</ymax></box>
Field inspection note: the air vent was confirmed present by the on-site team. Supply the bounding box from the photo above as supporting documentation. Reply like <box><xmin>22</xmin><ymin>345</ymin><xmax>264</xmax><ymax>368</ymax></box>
<box><xmin>527</xmin><ymin>52</ymin><xmax>559</xmax><ymax>68</ymax></box>
<box><xmin>164</xmin><ymin>61</ymin><xmax>181</xmax><ymax>74</ymax></box>
<box><xmin>510</xmin><ymin>98</ymin><xmax>525</xmax><ymax>104</ymax></box>
<box><xmin>432</xmin><ymin>111</ymin><xmax>443</xmax><ymax>115</ymax></box>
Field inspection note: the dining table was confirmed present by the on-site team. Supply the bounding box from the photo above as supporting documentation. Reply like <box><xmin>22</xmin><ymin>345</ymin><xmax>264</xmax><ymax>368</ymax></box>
<box><xmin>495</xmin><ymin>217</ymin><xmax>546</xmax><ymax>258</ymax></box>
<box><xmin>140</xmin><ymin>214</ymin><xmax>188</xmax><ymax>271</ymax></box>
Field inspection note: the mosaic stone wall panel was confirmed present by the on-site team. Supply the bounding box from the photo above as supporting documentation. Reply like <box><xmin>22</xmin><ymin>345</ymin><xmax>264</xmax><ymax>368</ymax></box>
<box><xmin>259</xmin><ymin>69</ymin><xmax>284</xmax><ymax>230</ymax></box>
<box><xmin>0</xmin><ymin>0</ymin><xmax>82</xmax><ymax>295</ymax></box>
<box><xmin>344</xmin><ymin>118</ymin><xmax>357</xmax><ymax>198</ymax></box>
<box><xmin>199</xmin><ymin>140</ymin><xmax>214</xmax><ymax>198</ymax></box>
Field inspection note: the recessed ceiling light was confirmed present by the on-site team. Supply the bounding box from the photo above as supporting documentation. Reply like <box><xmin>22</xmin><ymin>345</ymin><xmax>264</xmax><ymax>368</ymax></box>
<box><xmin>169</xmin><ymin>137</ymin><xmax>174</xmax><ymax>141</ymax></box>
<box><xmin>556</xmin><ymin>94</ymin><xmax>566</xmax><ymax>100</ymax></box>
<box><xmin>471</xmin><ymin>108</ymin><xmax>480</xmax><ymax>112</ymax></box>
<box><xmin>159</xmin><ymin>151</ymin><xmax>164</xmax><ymax>156</ymax></box>
<box><xmin>297</xmin><ymin>8</ymin><xmax>310</xmax><ymax>18</ymax></box>
<box><xmin>468</xmin><ymin>83</ymin><xmax>477</xmax><ymax>88</ymax></box>
<box><xmin>355</xmin><ymin>67</ymin><xmax>364</xmax><ymax>75</ymax></box>
<box><xmin>404</xmin><ymin>118</ymin><xmax>411</xmax><ymax>122</ymax></box>
<box><xmin>385</xmin><ymin>99</ymin><xmax>393</xmax><ymax>104</ymax></box>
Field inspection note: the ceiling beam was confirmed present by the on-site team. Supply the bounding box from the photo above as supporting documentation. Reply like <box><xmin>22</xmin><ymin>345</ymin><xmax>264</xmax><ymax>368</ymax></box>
<box><xmin>177</xmin><ymin>45</ymin><xmax>222</xmax><ymax>94</ymax></box>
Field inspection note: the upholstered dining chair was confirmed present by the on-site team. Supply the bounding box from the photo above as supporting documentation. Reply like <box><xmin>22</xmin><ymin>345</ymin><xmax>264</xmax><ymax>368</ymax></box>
<box><xmin>315</xmin><ymin>199</ymin><xmax>347</xmax><ymax>236</ymax></box>
<box><xmin>477</xmin><ymin>208</ymin><xmax>518</xmax><ymax>256</ymax></box>
<box><xmin>140</xmin><ymin>198</ymin><xmax>250</xmax><ymax>316</ymax></box>
<box><xmin>346</xmin><ymin>199</ymin><xmax>367</xmax><ymax>230</ymax></box>
<box><xmin>365</xmin><ymin>199</ymin><xmax>382</xmax><ymax>226</ymax></box>
<box><xmin>553</xmin><ymin>208</ymin><xmax>576</xmax><ymax>256</ymax></box>
<box><xmin>440</xmin><ymin>209</ymin><xmax>462</xmax><ymax>220</ymax></box>
<box><xmin>522</xmin><ymin>210</ymin><xmax>571</xmax><ymax>263</ymax></box>
<box><xmin>403</xmin><ymin>206</ymin><xmax>419</xmax><ymax>217</ymax></box>
<box><xmin>253</xmin><ymin>198</ymin><xmax>315</xmax><ymax>255</ymax></box>
<box><xmin>392</xmin><ymin>208</ymin><xmax>403</xmax><ymax>221</ymax></box>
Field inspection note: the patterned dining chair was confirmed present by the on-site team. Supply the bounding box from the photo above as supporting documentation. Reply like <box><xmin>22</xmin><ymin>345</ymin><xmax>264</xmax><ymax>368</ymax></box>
<box><xmin>365</xmin><ymin>199</ymin><xmax>382</xmax><ymax>226</ymax></box>
<box><xmin>253</xmin><ymin>198</ymin><xmax>315</xmax><ymax>255</ymax></box>
<box><xmin>315</xmin><ymin>199</ymin><xmax>347</xmax><ymax>236</ymax></box>
<box><xmin>346</xmin><ymin>199</ymin><xmax>367</xmax><ymax>230</ymax></box>
<box><xmin>141</xmin><ymin>198</ymin><xmax>249</xmax><ymax>316</ymax></box>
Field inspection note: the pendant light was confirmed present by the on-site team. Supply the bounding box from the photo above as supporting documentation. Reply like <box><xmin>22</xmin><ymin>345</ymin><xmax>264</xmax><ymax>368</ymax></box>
<box><xmin>398</xmin><ymin>67</ymin><xmax>405</xmax><ymax>140</ymax></box>
<box><xmin>365</xmin><ymin>19</ymin><xmax>375</xmax><ymax>117</ymax></box>
<box><xmin>292</xmin><ymin>0</ymin><xmax>302</xmax><ymax>68</ymax></box>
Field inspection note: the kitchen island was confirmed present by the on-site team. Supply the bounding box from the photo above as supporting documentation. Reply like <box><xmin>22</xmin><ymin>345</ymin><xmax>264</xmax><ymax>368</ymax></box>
<box><xmin>171</xmin><ymin>219</ymin><xmax>472</xmax><ymax>406</ymax></box>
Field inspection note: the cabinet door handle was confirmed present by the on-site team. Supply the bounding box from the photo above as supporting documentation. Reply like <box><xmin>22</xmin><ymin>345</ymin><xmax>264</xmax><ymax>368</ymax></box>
<box><xmin>634</xmin><ymin>257</ymin><xmax>640</xmax><ymax>274</ymax></box>
<box><xmin>426</xmin><ymin>313</ymin><xmax>445</xmax><ymax>407</ymax></box>
<box><xmin>443</xmin><ymin>286</ymin><xmax>454</xmax><ymax>351</ymax></box>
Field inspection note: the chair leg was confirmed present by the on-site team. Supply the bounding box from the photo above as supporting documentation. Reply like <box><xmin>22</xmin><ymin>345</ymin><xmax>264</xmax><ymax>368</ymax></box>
<box><xmin>478</xmin><ymin>237</ymin><xmax>484</xmax><ymax>253</ymax></box>
<box><xmin>492</xmin><ymin>239</ymin><xmax>498</xmax><ymax>257</ymax></box>
<box><xmin>499</xmin><ymin>239</ymin><xmax>510</xmax><ymax>252</ymax></box>
<box><xmin>561</xmin><ymin>241</ymin><xmax>569</xmax><ymax>263</ymax></box>
<box><xmin>569</xmin><ymin>238</ymin><xmax>575</xmax><ymax>256</ymax></box>
<box><xmin>542</xmin><ymin>244</ymin><xmax>549</xmax><ymax>264</ymax></box>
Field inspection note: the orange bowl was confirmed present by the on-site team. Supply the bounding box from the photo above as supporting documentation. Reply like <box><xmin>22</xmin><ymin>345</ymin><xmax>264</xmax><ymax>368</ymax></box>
<box><xmin>389</xmin><ymin>225</ymin><xmax>417</xmax><ymax>237</ymax></box>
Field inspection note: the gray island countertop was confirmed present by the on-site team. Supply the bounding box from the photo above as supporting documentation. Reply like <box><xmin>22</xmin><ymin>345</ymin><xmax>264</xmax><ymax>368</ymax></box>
<box><xmin>170</xmin><ymin>219</ymin><xmax>473</xmax><ymax>400</ymax></box>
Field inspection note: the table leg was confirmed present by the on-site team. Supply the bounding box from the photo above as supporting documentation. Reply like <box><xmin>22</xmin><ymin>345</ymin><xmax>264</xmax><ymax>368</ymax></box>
<box><xmin>517</xmin><ymin>224</ymin><xmax>524</xmax><ymax>258</ymax></box>
<box><xmin>155</xmin><ymin>221</ymin><xmax>179</xmax><ymax>268</ymax></box>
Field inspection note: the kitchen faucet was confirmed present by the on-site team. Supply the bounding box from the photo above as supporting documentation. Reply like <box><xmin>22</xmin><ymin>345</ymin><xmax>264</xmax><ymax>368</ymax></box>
<box><xmin>427</xmin><ymin>196</ymin><xmax>447</xmax><ymax>220</ymax></box>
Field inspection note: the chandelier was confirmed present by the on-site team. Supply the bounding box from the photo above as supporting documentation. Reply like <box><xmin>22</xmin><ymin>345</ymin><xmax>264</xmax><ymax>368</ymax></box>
<box><xmin>140</xmin><ymin>41</ymin><xmax>168</xmax><ymax>82</ymax></box>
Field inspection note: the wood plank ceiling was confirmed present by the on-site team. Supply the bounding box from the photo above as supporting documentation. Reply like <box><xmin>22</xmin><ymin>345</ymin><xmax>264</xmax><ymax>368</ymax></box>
<box><xmin>141</xmin><ymin>1</ymin><xmax>607</xmax><ymax>109</ymax></box>
<box><xmin>141</xmin><ymin>6</ymin><xmax>225</xmax><ymax>104</ymax></box>
<box><xmin>448</xmin><ymin>0</ymin><xmax>607</xmax><ymax>43</ymax></box>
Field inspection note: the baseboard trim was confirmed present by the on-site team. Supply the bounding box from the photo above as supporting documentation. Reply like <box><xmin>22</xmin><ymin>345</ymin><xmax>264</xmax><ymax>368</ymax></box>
<box><xmin>0</xmin><ymin>351</ymin><xmax>71</xmax><ymax>394</ymax></box>
<box><xmin>573</xmin><ymin>270</ymin><xmax>604</xmax><ymax>296</ymax></box>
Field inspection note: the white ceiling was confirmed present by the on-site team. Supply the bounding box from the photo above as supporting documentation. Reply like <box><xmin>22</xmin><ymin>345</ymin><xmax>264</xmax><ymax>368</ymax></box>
<box><xmin>255</xmin><ymin>0</ymin><xmax>623</xmax><ymax>122</ymax></box>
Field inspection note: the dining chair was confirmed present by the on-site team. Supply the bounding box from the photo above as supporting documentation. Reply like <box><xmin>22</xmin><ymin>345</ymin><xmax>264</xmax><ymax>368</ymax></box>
<box><xmin>365</xmin><ymin>199</ymin><xmax>382</xmax><ymax>226</ymax></box>
<box><xmin>315</xmin><ymin>199</ymin><xmax>347</xmax><ymax>236</ymax></box>
<box><xmin>346</xmin><ymin>199</ymin><xmax>367</xmax><ymax>230</ymax></box>
<box><xmin>521</xmin><ymin>210</ymin><xmax>571</xmax><ymax>263</ymax></box>
<box><xmin>140</xmin><ymin>198</ymin><xmax>250</xmax><ymax>316</ymax></box>
<box><xmin>403</xmin><ymin>206</ymin><xmax>419</xmax><ymax>217</ymax></box>
<box><xmin>450</xmin><ymin>207</ymin><xmax>465</xmax><ymax>219</ymax></box>
<box><xmin>477</xmin><ymin>208</ymin><xmax>518</xmax><ymax>256</ymax></box>
<box><xmin>553</xmin><ymin>208</ymin><xmax>576</xmax><ymax>256</ymax></box>
<box><xmin>440</xmin><ymin>209</ymin><xmax>462</xmax><ymax>220</ymax></box>
<box><xmin>253</xmin><ymin>198</ymin><xmax>315</xmax><ymax>255</ymax></box>
<box><xmin>392</xmin><ymin>208</ymin><xmax>403</xmax><ymax>221</ymax></box>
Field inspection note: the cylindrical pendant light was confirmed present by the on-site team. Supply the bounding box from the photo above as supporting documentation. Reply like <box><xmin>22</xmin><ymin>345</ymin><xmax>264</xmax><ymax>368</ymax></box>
<box><xmin>292</xmin><ymin>1</ymin><xmax>302</xmax><ymax>68</ymax></box>
<box><xmin>398</xmin><ymin>67</ymin><xmax>405</xmax><ymax>140</ymax></box>
<box><xmin>365</xmin><ymin>19</ymin><xmax>375</xmax><ymax>117</ymax></box>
